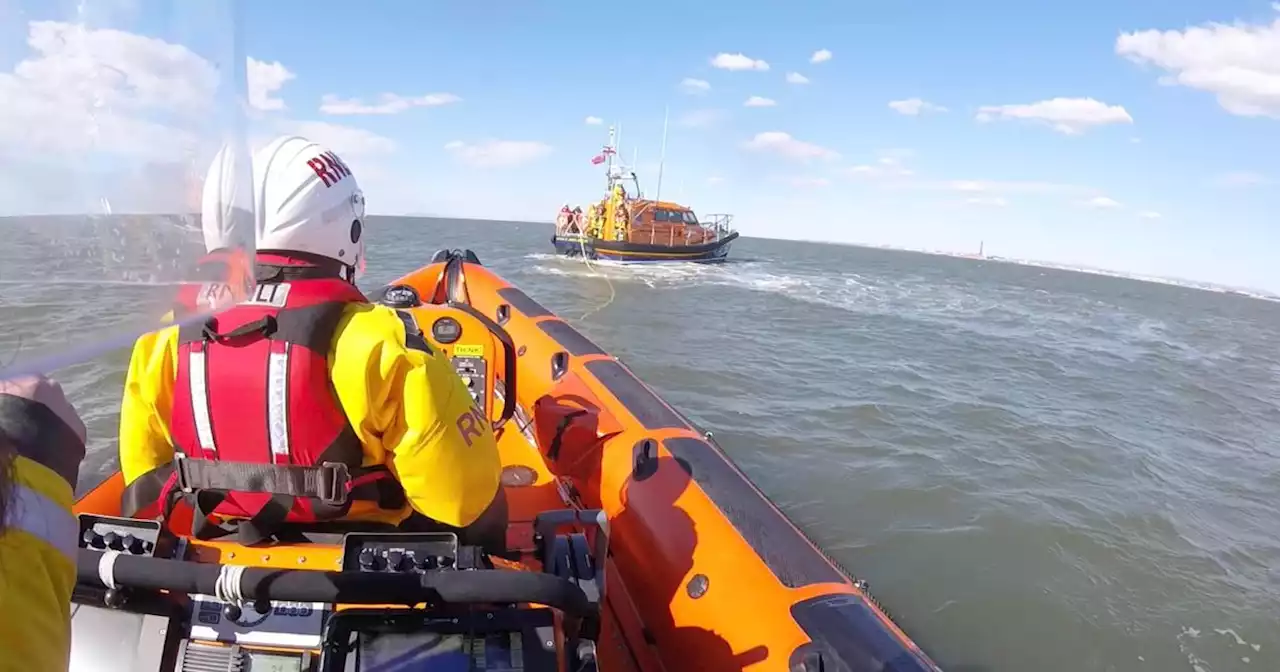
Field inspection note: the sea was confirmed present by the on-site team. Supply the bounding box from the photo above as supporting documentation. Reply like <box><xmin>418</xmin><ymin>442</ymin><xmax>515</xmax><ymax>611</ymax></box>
<box><xmin>3</xmin><ymin>215</ymin><xmax>1277</xmax><ymax>672</ymax></box>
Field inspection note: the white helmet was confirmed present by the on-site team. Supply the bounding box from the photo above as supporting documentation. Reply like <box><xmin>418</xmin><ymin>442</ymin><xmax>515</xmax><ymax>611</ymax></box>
<box><xmin>252</xmin><ymin>135</ymin><xmax>366</xmax><ymax>277</ymax></box>
<box><xmin>200</xmin><ymin>144</ymin><xmax>252</xmax><ymax>253</ymax></box>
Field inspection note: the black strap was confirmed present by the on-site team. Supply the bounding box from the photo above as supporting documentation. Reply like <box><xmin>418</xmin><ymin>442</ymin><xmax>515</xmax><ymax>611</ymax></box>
<box><xmin>189</xmin><ymin>491</ymin><xmax>293</xmax><ymax>546</ymax></box>
<box><xmin>171</xmin><ymin>458</ymin><xmax>399</xmax><ymax>545</ymax></box>
<box><xmin>201</xmin><ymin>315</ymin><xmax>277</xmax><ymax>342</ymax></box>
<box><xmin>174</xmin><ymin>457</ymin><xmax>365</xmax><ymax>506</ymax></box>
<box><xmin>547</xmin><ymin>409</ymin><xmax>588</xmax><ymax>461</ymax></box>
<box><xmin>255</xmin><ymin>253</ymin><xmax>354</xmax><ymax>284</ymax></box>
<box><xmin>394</xmin><ymin>310</ymin><xmax>433</xmax><ymax>354</ymax></box>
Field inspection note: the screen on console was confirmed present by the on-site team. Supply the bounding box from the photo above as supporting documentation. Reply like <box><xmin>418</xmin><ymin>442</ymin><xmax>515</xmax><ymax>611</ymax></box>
<box><xmin>357</xmin><ymin>631</ymin><xmax>527</xmax><ymax>672</ymax></box>
<box><xmin>246</xmin><ymin>652</ymin><xmax>304</xmax><ymax>672</ymax></box>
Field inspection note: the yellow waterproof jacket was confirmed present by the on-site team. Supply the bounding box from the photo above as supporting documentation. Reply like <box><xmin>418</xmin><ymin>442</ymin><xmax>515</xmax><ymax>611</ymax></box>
<box><xmin>120</xmin><ymin>302</ymin><xmax>502</xmax><ymax>528</ymax></box>
<box><xmin>0</xmin><ymin>398</ymin><xmax>83</xmax><ymax>672</ymax></box>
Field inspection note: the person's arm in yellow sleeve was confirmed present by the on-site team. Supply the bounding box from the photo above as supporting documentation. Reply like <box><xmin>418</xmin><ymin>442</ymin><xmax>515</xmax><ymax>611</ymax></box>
<box><xmin>330</xmin><ymin>305</ymin><xmax>503</xmax><ymax>530</ymax></box>
<box><xmin>0</xmin><ymin>375</ymin><xmax>89</xmax><ymax>672</ymax></box>
<box><xmin>119</xmin><ymin>326</ymin><xmax>180</xmax><ymax>486</ymax></box>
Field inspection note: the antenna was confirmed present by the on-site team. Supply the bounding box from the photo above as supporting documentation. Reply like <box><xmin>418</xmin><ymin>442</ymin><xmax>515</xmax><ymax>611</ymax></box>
<box><xmin>655</xmin><ymin>104</ymin><xmax>669</xmax><ymax>203</ymax></box>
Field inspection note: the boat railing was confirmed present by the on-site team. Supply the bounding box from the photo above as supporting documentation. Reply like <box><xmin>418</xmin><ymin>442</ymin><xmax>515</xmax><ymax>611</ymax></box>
<box><xmin>702</xmin><ymin>213</ymin><xmax>735</xmax><ymax>239</ymax></box>
<box><xmin>627</xmin><ymin>212</ymin><xmax>735</xmax><ymax>246</ymax></box>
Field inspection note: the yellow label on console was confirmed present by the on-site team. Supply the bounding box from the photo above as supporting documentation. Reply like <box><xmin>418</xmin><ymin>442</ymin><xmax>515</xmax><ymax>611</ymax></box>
<box><xmin>453</xmin><ymin>344</ymin><xmax>485</xmax><ymax>357</ymax></box>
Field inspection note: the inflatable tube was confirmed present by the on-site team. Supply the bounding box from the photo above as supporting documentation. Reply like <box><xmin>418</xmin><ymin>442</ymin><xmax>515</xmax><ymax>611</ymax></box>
<box><xmin>385</xmin><ymin>254</ymin><xmax>941</xmax><ymax>672</ymax></box>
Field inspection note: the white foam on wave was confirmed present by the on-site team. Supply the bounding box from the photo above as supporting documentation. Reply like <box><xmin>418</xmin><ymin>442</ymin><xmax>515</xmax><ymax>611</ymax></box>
<box><xmin>524</xmin><ymin>253</ymin><xmax>1240</xmax><ymax>366</ymax></box>
<box><xmin>1175</xmin><ymin>625</ymin><xmax>1267</xmax><ymax>670</ymax></box>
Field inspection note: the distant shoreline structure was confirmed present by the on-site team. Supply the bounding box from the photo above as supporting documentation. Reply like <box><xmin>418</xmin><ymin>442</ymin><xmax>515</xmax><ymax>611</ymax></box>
<box><xmin>777</xmin><ymin>237</ymin><xmax>1280</xmax><ymax>302</ymax></box>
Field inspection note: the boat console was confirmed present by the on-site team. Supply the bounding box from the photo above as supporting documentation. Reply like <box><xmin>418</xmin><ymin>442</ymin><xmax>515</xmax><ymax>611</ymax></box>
<box><xmin>370</xmin><ymin>258</ymin><xmax>518</xmax><ymax>432</ymax></box>
<box><xmin>71</xmin><ymin>509</ymin><xmax>607</xmax><ymax>672</ymax></box>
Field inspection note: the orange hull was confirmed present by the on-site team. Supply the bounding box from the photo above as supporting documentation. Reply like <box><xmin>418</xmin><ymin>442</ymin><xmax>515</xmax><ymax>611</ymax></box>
<box><xmin>74</xmin><ymin>250</ymin><xmax>939</xmax><ymax>672</ymax></box>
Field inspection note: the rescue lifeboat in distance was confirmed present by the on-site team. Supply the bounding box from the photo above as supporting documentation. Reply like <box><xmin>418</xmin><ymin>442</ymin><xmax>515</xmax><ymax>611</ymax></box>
<box><xmin>68</xmin><ymin>249</ymin><xmax>939</xmax><ymax>672</ymax></box>
<box><xmin>553</xmin><ymin>125</ymin><xmax>739</xmax><ymax>263</ymax></box>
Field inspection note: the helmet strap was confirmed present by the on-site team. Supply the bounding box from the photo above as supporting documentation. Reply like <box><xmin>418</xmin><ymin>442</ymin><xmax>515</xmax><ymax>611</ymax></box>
<box><xmin>256</xmin><ymin>250</ymin><xmax>358</xmax><ymax>285</ymax></box>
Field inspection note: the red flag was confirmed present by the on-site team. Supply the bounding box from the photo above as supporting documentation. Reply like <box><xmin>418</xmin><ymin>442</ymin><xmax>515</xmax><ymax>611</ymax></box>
<box><xmin>591</xmin><ymin>154</ymin><xmax>605</xmax><ymax>165</ymax></box>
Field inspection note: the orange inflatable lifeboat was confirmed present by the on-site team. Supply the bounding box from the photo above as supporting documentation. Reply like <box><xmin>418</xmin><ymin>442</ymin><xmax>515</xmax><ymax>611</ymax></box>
<box><xmin>69</xmin><ymin>249</ymin><xmax>940</xmax><ymax>672</ymax></box>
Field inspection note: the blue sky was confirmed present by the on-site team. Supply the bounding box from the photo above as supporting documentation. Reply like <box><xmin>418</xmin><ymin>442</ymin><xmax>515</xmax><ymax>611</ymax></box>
<box><xmin>2</xmin><ymin>1</ymin><xmax>1279</xmax><ymax>289</ymax></box>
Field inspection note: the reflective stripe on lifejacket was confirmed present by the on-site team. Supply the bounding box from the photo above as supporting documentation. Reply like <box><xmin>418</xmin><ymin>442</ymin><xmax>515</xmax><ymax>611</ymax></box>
<box><xmin>6</xmin><ymin>483</ymin><xmax>77</xmax><ymax>564</ymax></box>
<box><xmin>125</xmin><ymin>253</ymin><xmax>405</xmax><ymax>542</ymax></box>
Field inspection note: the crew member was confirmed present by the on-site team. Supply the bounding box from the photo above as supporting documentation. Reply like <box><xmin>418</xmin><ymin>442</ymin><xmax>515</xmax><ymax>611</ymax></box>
<box><xmin>557</xmin><ymin>203</ymin><xmax>572</xmax><ymax>232</ymax></box>
<box><xmin>118</xmin><ymin>135</ymin><xmax>507</xmax><ymax>550</ymax></box>
<box><xmin>569</xmin><ymin>205</ymin><xmax>583</xmax><ymax>233</ymax></box>
<box><xmin>0</xmin><ymin>374</ymin><xmax>88</xmax><ymax>671</ymax></box>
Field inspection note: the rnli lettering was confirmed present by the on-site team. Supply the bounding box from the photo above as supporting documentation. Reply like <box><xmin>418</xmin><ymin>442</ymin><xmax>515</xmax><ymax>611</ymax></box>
<box><xmin>197</xmin><ymin>281</ymin><xmax>234</xmax><ymax>310</ymax></box>
<box><xmin>244</xmin><ymin>282</ymin><xmax>291</xmax><ymax>308</ymax></box>
<box><xmin>307</xmin><ymin>151</ymin><xmax>353</xmax><ymax>188</ymax></box>
<box><xmin>455</xmin><ymin>402</ymin><xmax>489</xmax><ymax>447</ymax></box>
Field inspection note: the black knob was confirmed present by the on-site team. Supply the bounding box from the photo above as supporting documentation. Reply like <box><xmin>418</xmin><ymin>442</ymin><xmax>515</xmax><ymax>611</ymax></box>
<box><xmin>437</xmin><ymin>555</ymin><xmax>454</xmax><ymax>568</ymax></box>
<box><xmin>82</xmin><ymin>529</ymin><xmax>102</xmax><ymax>549</ymax></box>
<box><xmin>358</xmin><ymin>548</ymin><xmax>378</xmax><ymax>570</ymax></box>
<box><xmin>102</xmin><ymin>531</ymin><xmax>122</xmax><ymax>551</ymax></box>
<box><xmin>222</xmin><ymin>603</ymin><xmax>243</xmax><ymax>621</ymax></box>
<box><xmin>415</xmin><ymin>554</ymin><xmax>435</xmax><ymax>570</ymax></box>
<box><xmin>387</xmin><ymin>550</ymin><xmax>405</xmax><ymax>572</ymax></box>
<box><xmin>104</xmin><ymin>588</ymin><xmax>128</xmax><ymax>609</ymax></box>
<box><xmin>121</xmin><ymin>534</ymin><xmax>143</xmax><ymax>554</ymax></box>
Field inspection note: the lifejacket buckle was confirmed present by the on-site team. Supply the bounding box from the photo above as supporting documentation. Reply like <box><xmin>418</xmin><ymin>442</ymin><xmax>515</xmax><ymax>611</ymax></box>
<box><xmin>172</xmin><ymin>453</ymin><xmax>195</xmax><ymax>494</ymax></box>
<box><xmin>319</xmin><ymin>462</ymin><xmax>350</xmax><ymax>506</ymax></box>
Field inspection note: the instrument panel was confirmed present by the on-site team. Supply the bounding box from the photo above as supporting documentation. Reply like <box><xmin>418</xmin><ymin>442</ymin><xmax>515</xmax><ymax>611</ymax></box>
<box><xmin>376</xmin><ymin>283</ymin><xmax>504</xmax><ymax>421</ymax></box>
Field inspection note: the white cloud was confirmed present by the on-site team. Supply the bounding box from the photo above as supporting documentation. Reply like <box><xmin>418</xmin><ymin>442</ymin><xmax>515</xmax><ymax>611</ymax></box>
<box><xmin>744</xmin><ymin>96</ymin><xmax>777</xmax><ymax>107</ymax></box>
<box><xmin>0</xmin><ymin>20</ymin><xmax>217</xmax><ymax>160</ymax></box>
<box><xmin>281</xmin><ymin>120</ymin><xmax>398</xmax><ymax>157</ymax></box>
<box><xmin>786</xmin><ymin>72</ymin><xmax>810</xmax><ymax>84</ymax></box>
<box><xmin>810</xmin><ymin>49</ymin><xmax>833</xmax><ymax>64</ymax></box>
<box><xmin>710</xmin><ymin>52</ymin><xmax>770</xmax><ymax>71</ymax></box>
<box><xmin>1084</xmin><ymin>196</ymin><xmax>1122</xmax><ymax>208</ymax></box>
<box><xmin>1116</xmin><ymin>15</ymin><xmax>1280</xmax><ymax>119</ymax></box>
<box><xmin>888</xmin><ymin>98</ymin><xmax>948</xmax><ymax>115</ymax></box>
<box><xmin>247</xmin><ymin>58</ymin><xmax>294</xmax><ymax>111</ymax></box>
<box><xmin>846</xmin><ymin>154</ymin><xmax>914</xmax><ymax>178</ymax></box>
<box><xmin>1213</xmin><ymin>170</ymin><xmax>1272</xmax><ymax>186</ymax></box>
<box><xmin>676</xmin><ymin>109</ymin><xmax>724</xmax><ymax>128</ymax></box>
<box><xmin>976</xmin><ymin>97</ymin><xmax>1133</xmax><ymax>134</ymax></box>
<box><xmin>585</xmin><ymin>116</ymin><xmax>603</xmax><ymax>125</ymax></box>
<box><xmin>444</xmin><ymin>139</ymin><xmax>553</xmax><ymax>168</ymax></box>
<box><xmin>1138</xmin><ymin>210</ymin><xmax>1162</xmax><ymax>219</ymax></box>
<box><xmin>707</xmin><ymin>175</ymin><xmax>725</xmax><ymax>185</ymax></box>
<box><xmin>965</xmin><ymin>196</ymin><xmax>1008</xmax><ymax>207</ymax></box>
<box><xmin>933</xmin><ymin>178</ymin><xmax>1089</xmax><ymax>196</ymax></box>
<box><xmin>743</xmin><ymin>131</ymin><xmax>839</xmax><ymax>161</ymax></box>
<box><xmin>787</xmin><ymin>176</ymin><xmax>831</xmax><ymax>187</ymax></box>
<box><xmin>679</xmin><ymin>78</ymin><xmax>711</xmax><ymax>94</ymax></box>
<box><xmin>320</xmin><ymin>92</ymin><xmax>461</xmax><ymax>115</ymax></box>
<box><xmin>0</xmin><ymin>20</ymin><xmax>237</xmax><ymax>214</ymax></box>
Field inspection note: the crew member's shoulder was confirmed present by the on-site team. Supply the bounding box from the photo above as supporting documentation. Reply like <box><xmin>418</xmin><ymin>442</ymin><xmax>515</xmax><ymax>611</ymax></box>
<box><xmin>338</xmin><ymin>303</ymin><xmax>432</xmax><ymax>353</ymax></box>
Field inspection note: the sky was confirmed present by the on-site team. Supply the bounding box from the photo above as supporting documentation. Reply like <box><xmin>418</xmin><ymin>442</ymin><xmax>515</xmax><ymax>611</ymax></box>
<box><xmin>1</xmin><ymin>1</ymin><xmax>1279</xmax><ymax>290</ymax></box>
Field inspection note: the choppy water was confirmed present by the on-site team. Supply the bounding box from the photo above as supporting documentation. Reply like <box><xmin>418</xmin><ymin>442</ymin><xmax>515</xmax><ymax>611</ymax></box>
<box><xmin>4</xmin><ymin>215</ymin><xmax>1278</xmax><ymax>671</ymax></box>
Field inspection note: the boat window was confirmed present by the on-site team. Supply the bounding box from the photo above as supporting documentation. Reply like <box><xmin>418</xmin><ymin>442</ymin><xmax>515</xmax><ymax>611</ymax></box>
<box><xmin>651</xmin><ymin>209</ymin><xmax>694</xmax><ymax>223</ymax></box>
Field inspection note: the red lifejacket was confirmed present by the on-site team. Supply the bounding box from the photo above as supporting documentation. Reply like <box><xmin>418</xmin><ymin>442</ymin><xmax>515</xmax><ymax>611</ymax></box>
<box><xmin>127</xmin><ymin>252</ymin><xmax>404</xmax><ymax>543</ymax></box>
